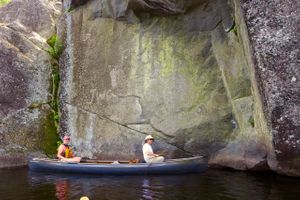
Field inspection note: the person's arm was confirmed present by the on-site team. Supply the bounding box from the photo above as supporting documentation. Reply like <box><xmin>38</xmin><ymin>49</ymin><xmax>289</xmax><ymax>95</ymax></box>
<box><xmin>57</xmin><ymin>145</ymin><xmax>66</xmax><ymax>160</ymax></box>
<box><xmin>143</xmin><ymin>144</ymin><xmax>159</xmax><ymax>157</ymax></box>
<box><xmin>145</xmin><ymin>152</ymin><xmax>159</xmax><ymax>157</ymax></box>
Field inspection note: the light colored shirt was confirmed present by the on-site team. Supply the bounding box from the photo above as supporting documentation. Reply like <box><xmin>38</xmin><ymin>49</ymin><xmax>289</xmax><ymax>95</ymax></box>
<box><xmin>143</xmin><ymin>143</ymin><xmax>154</xmax><ymax>162</ymax></box>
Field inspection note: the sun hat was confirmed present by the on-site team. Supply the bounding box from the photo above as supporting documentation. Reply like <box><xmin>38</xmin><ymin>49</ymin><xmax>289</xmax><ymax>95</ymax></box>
<box><xmin>145</xmin><ymin>135</ymin><xmax>154</xmax><ymax>141</ymax></box>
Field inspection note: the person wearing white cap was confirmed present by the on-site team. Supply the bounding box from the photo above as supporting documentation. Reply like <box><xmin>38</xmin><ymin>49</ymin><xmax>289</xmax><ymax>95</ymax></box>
<box><xmin>57</xmin><ymin>135</ymin><xmax>81</xmax><ymax>162</ymax></box>
<box><xmin>142</xmin><ymin>135</ymin><xmax>164</xmax><ymax>163</ymax></box>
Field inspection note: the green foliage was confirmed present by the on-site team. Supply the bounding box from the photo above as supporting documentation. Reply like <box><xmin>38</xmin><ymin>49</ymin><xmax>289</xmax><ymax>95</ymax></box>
<box><xmin>67</xmin><ymin>6</ymin><xmax>75</xmax><ymax>12</ymax></box>
<box><xmin>248</xmin><ymin>116</ymin><xmax>255</xmax><ymax>127</ymax></box>
<box><xmin>51</xmin><ymin>71</ymin><xmax>60</xmax><ymax>129</ymax></box>
<box><xmin>47</xmin><ymin>34</ymin><xmax>63</xmax><ymax>60</ymax></box>
<box><xmin>51</xmin><ymin>71</ymin><xmax>60</xmax><ymax>110</ymax></box>
<box><xmin>42</xmin><ymin>34</ymin><xmax>64</xmax><ymax>156</ymax></box>
<box><xmin>0</xmin><ymin>0</ymin><xmax>11</xmax><ymax>7</ymax></box>
<box><xmin>46</xmin><ymin>34</ymin><xmax>57</xmax><ymax>48</ymax></box>
<box><xmin>46</xmin><ymin>34</ymin><xmax>62</xmax><ymax>129</ymax></box>
<box><xmin>56</xmin><ymin>140</ymin><xmax>62</xmax><ymax>148</ymax></box>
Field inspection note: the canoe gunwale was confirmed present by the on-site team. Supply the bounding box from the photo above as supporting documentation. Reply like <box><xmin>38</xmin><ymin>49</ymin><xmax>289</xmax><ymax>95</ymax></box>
<box><xmin>29</xmin><ymin>156</ymin><xmax>207</xmax><ymax>175</ymax></box>
<box><xmin>31</xmin><ymin>156</ymin><xmax>204</xmax><ymax>165</ymax></box>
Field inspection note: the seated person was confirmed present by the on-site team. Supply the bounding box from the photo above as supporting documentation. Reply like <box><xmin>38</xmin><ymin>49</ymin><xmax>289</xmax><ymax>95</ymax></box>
<box><xmin>57</xmin><ymin>135</ymin><xmax>81</xmax><ymax>162</ymax></box>
<box><xmin>143</xmin><ymin>135</ymin><xmax>164</xmax><ymax>163</ymax></box>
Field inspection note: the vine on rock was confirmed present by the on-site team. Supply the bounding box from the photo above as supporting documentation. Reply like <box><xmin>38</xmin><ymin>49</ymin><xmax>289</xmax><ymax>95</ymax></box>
<box><xmin>42</xmin><ymin>34</ymin><xmax>63</xmax><ymax>155</ymax></box>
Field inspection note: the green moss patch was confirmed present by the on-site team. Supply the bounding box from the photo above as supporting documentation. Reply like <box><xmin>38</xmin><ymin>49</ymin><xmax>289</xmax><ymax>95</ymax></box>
<box><xmin>0</xmin><ymin>0</ymin><xmax>11</xmax><ymax>7</ymax></box>
<box><xmin>248</xmin><ymin>115</ymin><xmax>255</xmax><ymax>127</ymax></box>
<box><xmin>41</xmin><ymin>112</ymin><xmax>60</xmax><ymax>156</ymax></box>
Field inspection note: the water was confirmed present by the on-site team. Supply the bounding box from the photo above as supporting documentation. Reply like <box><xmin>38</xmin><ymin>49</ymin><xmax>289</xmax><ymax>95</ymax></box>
<box><xmin>0</xmin><ymin>167</ymin><xmax>299</xmax><ymax>200</ymax></box>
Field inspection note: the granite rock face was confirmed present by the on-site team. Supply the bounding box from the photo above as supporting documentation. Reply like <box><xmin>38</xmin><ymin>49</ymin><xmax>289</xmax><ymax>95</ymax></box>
<box><xmin>0</xmin><ymin>0</ymin><xmax>61</xmax><ymax>168</ymax></box>
<box><xmin>58</xmin><ymin>0</ymin><xmax>275</xmax><ymax>172</ymax></box>
<box><xmin>240</xmin><ymin>0</ymin><xmax>300</xmax><ymax>176</ymax></box>
<box><xmin>0</xmin><ymin>0</ymin><xmax>60</xmax><ymax>38</ymax></box>
<box><xmin>59</xmin><ymin>0</ymin><xmax>237</xmax><ymax>160</ymax></box>
<box><xmin>1</xmin><ymin>0</ymin><xmax>298</xmax><ymax>177</ymax></box>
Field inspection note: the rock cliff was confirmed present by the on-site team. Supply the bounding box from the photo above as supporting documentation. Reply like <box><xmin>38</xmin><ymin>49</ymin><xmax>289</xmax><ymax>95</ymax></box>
<box><xmin>57</xmin><ymin>0</ymin><xmax>299</xmax><ymax>176</ymax></box>
<box><xmin>240</xmin><ymin>0</ymin><xmax>300</xmax><ymax>176</ymax></box>
<box><xmin>0</xmin><ymin>0</ymin><xmax>298</xmax><ymax>176</ymax></box>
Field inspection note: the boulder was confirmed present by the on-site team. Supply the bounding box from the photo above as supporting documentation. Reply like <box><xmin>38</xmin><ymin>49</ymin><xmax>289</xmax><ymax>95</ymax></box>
<box><xmin>0</xmin><ymin>0</ymin><xmax>60</xmax><ymax>38</ymax></box>
<box><xmin>0</xmin><ymin>0</ymin><xmax>61</xmax><ymax>168</ymax></box>
<box><xmin>240</xmin><ymin>0</ymin><xmax>300</xmax><ymax>176</ymax></box>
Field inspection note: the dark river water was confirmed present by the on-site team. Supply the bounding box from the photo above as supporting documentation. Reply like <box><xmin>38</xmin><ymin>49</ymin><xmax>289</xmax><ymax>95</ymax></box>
<box><xmin>0</xmin><ymin>167</ymin><xmax>299</xmax><ymax>200</ymax></box>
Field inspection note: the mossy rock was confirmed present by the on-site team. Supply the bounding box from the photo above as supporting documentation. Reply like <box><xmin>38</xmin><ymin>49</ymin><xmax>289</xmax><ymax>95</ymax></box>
<box><xmin>41</xmin><ymin>112</ymin><xmax>60</xmax><ymax>156</ymax></box>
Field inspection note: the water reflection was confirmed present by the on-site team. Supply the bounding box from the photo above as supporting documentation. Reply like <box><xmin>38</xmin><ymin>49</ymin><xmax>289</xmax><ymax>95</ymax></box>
<box><xmin>141</xmin><ymin>178</ymin><xmax>164</xmax><ymax>200</ymax></box>
<box><xmin>0</xmin><ymin>168</ymin><xmax>299</xmax><ymax>200</ymax></box>
<box><xmin>25</xmin><ymin>170</ymin><xmax>300</xmax><ymax>200</ymax></box>
<box><xmin>142</xmin><ymin>178</ymin><xmax>154</xmax><ymax>200</ymax></box>
<box><xmin>29</xmin><ymin>172</ymin><xmax>93</xmax><ymax>200</ymax></box>
<box><xmin>55</xmin><ymin>179</ymin><xmax>69</xmax><ymax>200</ymax></box>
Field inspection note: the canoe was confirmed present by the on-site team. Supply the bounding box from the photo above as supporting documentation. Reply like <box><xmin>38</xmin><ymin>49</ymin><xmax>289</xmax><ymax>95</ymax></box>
<box><xmin>29</xmin><ymin>156</ymin><xmax>207</xmax><ymax>175</ymax></box>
